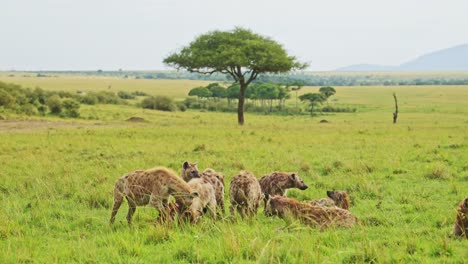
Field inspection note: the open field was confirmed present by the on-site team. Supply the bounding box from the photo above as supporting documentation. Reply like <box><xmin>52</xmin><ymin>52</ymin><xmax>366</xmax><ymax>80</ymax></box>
<box><xmin>0</xmin><ymin>75</ymin><xmax>467</xmax><ymax>263</ymax></box>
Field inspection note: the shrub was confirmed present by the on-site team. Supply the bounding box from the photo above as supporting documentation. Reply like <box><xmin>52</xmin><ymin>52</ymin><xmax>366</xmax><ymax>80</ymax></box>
<box><xmin>0</xmin><ymin>90</ymin><xmax>16</xmax><ymax>108</ymax></box>
<box><xmin>131</xmin><ymin>91</ymin><xmax>148</xmax><ymax>96</ymax></box>
<box><xmin>20</xmin><ymin>104</ymin><xmax>38</xmax><ymax>116</ymax></box>
<box><xmin>47</xmin><ymin>95</ymin><xmax>62</xmax><ymax>114</ymax></box>
<box><xmin>322</xmin><ymin>105</ymin><xmax>357</xmax><ymax>112</ymax></box>
<box><xmin>177</xmin><ymin>102</ymin><xmax>187</xmax><ymax>112</ymax></box>
<box><xmin>62</xmin><ymin>99</ymin><xmax>80</xmax><ymax>118</ymax></box>
<box><xmin>183</xmin><ymin>97</ymin><xmax>198</xmax><ymax>108</ymax></box>
<box><xmin>141</xmin><ymin>96</ymin><xmax>176</xmax><ymax>112</ymax></box>
<box><xmin>80</xmin><ymin>94</ymin><xmax>98</xmax><ymax>105</ymax></box>
<box><xmin>117</xmin><ymin>91</ymin><xmax>136</xmax><ymax>100</ymax></box>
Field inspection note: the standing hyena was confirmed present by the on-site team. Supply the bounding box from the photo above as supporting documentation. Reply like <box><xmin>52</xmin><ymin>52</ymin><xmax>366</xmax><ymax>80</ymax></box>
<box><xmin>452</xmin><ymin>198</ymin><xmax>468</xmax><ymax>238</ymax></box>
<box><xmin>200</xmin><ymin>168</ymin><xmax>225</xmax><ymax>216</ymax></box>
<box><xmin>259</xmin><ymin>172</ymin><xmax>308</xmax><ymax>212</ymax></box>
<box><xmin>187</xmin><ymin>177</ymin><xmax>217</xmax><ymax>222</ymax></box>
<box><xmin>265</xmin><ymin>195</ymin><xmax>357</xmax><ymax>228</ymax></box>
<box><xmin>110</xmin><ymin>167</ymin><xmax>199</xmax><ymax>225</ymax></box>
<box><xmin>229</xmin><ymin>170</ymin><xmax>263</xmax><ymax>218</ymax></box>
<box><xmin>310</xmin><ymin>190</ymin><xmax>350</xmax><ymax>210</ymax></box>
<box><xmin>181</xmin><ymin>161</ymin><xmax>200</xmax><ymax>182</ymax></box>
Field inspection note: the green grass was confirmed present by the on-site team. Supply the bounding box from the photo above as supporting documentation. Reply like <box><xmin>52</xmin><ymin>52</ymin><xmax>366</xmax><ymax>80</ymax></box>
<box><xmin>0</xmin><ymin>75</ymin><xmax>467</xmax><ymax>263</ymax></box>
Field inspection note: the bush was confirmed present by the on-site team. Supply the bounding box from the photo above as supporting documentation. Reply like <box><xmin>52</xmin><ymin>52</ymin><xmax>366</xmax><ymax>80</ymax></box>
<box><xmin>141</xmin><ymin>96</ymin><xmax>176</xmax><ymax>112</ymax></box>
<box><xmin>0</xmin><ymin>90</ymin><xmax>16</xmax><ymax>108</ymax></box>
<box><xmin>47</xmin><ymin>95</ymin><xmax>62</xmax><ymax>114</ymax></box>
<box><xmin>177</xmin><ymin>102</ymin><xmax>187</xmax><ymax>112</ymax></box>
<box><xmin>131</xmin><ymin>91</ymin><xmax>148</xmax><ymax>96</ymax></box>
<box><xmin>95</xmin><ymin>91</ymin><xmax>122</xmax><ymax>104</ymax></box>
<box><xmin>322</xmin><ymin>105</ymin><xmax>357</xmax><ymax>112</ymax></box>
<box><xmin>20</xmin><ymin>104</ymin><xmax>38</xmax><ymax>116</ymax></box>
<box><xmin>80</xmin><ymin>94</ymin><xmax>98</xmax><ymax>105</ymax></box>
<box><xmin>117</xmin><ymin>91</ymin><xmax>136</xmax><ymax>100</ymax></box>
<box><xmin>183</xmin><ymin>97</ymin><xmax>198</xmax><ymax>108</ymax></box>
<box><xmin>62</xmin><ymin>99</ymin><xmax>80</xmax><ymax>118</ymax></box>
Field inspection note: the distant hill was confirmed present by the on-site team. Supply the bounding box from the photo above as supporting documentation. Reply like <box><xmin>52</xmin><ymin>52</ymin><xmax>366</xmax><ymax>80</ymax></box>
<box><xmin>336</xmin><ymin>44</ymin><xmax>468</xmax><ymax>72</ymax></box>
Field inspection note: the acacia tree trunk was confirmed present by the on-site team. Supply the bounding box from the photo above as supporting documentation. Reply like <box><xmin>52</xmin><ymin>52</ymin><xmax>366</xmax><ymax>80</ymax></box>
<box><xmin>393</xmin><ymin>93</ymin><xmax>398</xmax><ymax>124</ymax></box>
<box><xmin>238</xmin><ymin>82</ymin><xmax>247</xmax><ymax>125</ymax></box>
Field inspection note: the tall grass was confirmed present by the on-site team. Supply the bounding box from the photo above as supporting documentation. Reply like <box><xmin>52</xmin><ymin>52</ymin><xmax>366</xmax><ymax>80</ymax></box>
<box><xmin>0</xmin><ymin>77</ymin><xmax>467</xmax><ymax>262</ymax></box>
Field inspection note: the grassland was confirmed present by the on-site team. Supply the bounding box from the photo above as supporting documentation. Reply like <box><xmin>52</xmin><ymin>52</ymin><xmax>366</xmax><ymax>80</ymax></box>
<box><xmin>0</xmin><ymin>74</ymin><xmax>467</xmax><ymax>263</ymax></box>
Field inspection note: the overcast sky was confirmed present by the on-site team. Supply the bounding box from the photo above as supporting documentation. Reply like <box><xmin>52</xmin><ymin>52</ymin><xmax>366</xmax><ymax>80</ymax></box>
<box><xmin>1</xmin><ymin>0</ymin><xmax>467</xmax><ymax>71</ymax></box>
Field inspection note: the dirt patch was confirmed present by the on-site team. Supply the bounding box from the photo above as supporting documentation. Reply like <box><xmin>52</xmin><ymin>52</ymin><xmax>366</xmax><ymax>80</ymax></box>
<box><xmin>126</xmin><ymin>117</ymin><xmax>148</xmax><ymax>123</ymax></box>
<box><xmin>0</xmin><ymin>120</ymin><xmax>104</xmax><ymax>133</ymax></box>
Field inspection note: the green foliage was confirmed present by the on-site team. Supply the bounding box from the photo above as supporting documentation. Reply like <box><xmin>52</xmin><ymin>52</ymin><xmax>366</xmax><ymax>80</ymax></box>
<box><xmin>164</xmin><ymin>28</ymin><xmax>306</xmax><ymax>75</ymax></box>
<box><xmin>80</xmin><ymin>93</ymin><xmax>99</xmax><ymax>105</ymax></box>
<box><xmin>46</xmin><ymin>95</ymin><xmax>62</xmax><ymax>114</ymax></box>
<box><xmin>319</xmin><ymin>86</ymin><xmax>336</xmax><ymax>98</ymax></box>
<box><xmin>299</xmin><ymin>93</ymin><xmax>326</xmax><ymax>115</ymax></box>
<box><xmin>141</xmin><ymin>96</ymin><xmax>177</xmax><ymax>111</ymax></box>
<box><xmin>117</xmin><ymin>91</ymin><xmax>136</xmax><ymax>100</ymax></box>
<box><xmin>188</xmin><ymin>87</ymin><xmax>212</xmax><ymax>99</ymax></box>
<box><xmin>62</xmin><ymin>99</ymin><xmax>80</xmax><ymax>118</ymax></box>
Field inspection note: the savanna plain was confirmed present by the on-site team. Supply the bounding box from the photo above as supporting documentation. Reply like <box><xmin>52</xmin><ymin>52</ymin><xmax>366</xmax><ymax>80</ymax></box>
<box><xmin>0</xmin><ymin>74</ymin><xmax>467</xmax><ymax>263</ymax></box>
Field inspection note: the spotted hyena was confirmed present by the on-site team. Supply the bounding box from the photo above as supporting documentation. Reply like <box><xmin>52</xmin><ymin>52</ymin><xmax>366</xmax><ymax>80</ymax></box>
<box><xmin>310</xmin><ymin>190</ymin><xmax>350</xmax><ymax>210</ymax></box>
<box><xmin>110</xmin><ymin>167</ymin><xmax>199</xmax><ymax>225</ymax></box>
<box><xmin>265</xmin><ymin>195</ymin><xmax>357</xmax><ymax>228</ymax></box>
<box><xmin>181</xmin><ymin>161</ymin><xmax>200</xmax><ymax>182</ymax></box>
<box><xmin>452</xmin><ymin>198</ymin><xmax>468</xmax><ymax>238</ymax></box>
<box><xmin>229</xmin><ymin>170</ymin><xmax>263</xmax><ymax>218</ymax></box>
<box><xmin>200</xmin><ymin>168</ymin><xmax>225</xmax><ymax>216</ymax></box>
<box><xmin>186</xmin><ymin>177</ymin><xmax>217</xmax><ymax>222</ymax></box>
<box><xmin>259</xmin><ymin>172</ymin><xmax>308</xmax><ymax>212</ymax></box>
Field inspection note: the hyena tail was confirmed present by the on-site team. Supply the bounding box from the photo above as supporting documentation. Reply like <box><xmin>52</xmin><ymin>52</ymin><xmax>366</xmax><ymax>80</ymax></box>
<box><xmin>109</xmin><ymin>177</ymin><xmax>126</xmax><ymax>225</ymax></box>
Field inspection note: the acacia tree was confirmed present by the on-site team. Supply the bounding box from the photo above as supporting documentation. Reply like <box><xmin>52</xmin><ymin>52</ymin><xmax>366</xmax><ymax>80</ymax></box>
<box><xmin>299</xmin><ymin>93</ymin><xmax>325</xmax><ymax>116</ymax></box>
<box><xmin>319</xmin><ymin>86</ymin><xmax>336</xmax><ymax>105</ymax></box>
<box><xmin>164</xmin><ymin>28</ymin><xmax>306</xmax><ymax>125</ymax></box>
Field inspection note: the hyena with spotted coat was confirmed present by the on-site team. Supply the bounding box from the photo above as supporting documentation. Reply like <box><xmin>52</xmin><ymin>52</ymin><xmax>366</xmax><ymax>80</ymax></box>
<box><xmin>310</xmin><ymin>190</ymin><xmax>350</xmax><ymax>210</ymax></box>
<box><xmin>452</xmin><ymin>198</ymin><xmax>468</xmax><ymax>238</ymax></box>
<box><xmin>110</xmin><ymin>167</ymin><xmax>199</xmax><ymax>225</ymax></box>
<box><xmin>181</xmin><ymin>161</ymin><xmax>200</xmax><ymax>182</ymax></box>
<box><xmin>229</xmin><ymin>170</ymin><xmax>263</xmax><ymax>218</ymax></box>
<box><xmin>259</xmin><ymin>172</ymin><xmax>308</xmax><ymax>212</ymax></box>
<box><xmin>265</xmin><ymin>195</ymin><xmax>357</xmax><ymax>228</ymax></box>
<box><xmin>187</xmin><ymin>177</ymin><xmax>217</xmax><ymax>221</ymax></box>
<box><xmin>200</xmin><ymin>168</ymin><xmax>225</xmax><ymax>216</ymax></box>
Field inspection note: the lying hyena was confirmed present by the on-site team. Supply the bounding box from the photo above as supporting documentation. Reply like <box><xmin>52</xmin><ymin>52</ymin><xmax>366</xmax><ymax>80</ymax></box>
<box><xmin>187</xmin><ymin>177</ymin><xmax>217</xmax><ymax>222</ymax></box>
<box><xmin>229</xmin><ymin>170</ymin><xmax>263</xmax><ymax>218</ymax></box>
<box><xmin>265</xmin><ymin>195</ymin><xmax>357</xmax><ymax>228</ymax></box>
<box><xmin>200</xmin><ymin>168</ymin><xmax>225</xmax><ymax>216</ymax></box>
<box><xmin>452</xmin><ymin>197</ymin><xmax>468</xmax><ymax>238</ymax></box>
<box><xmin>110</xmin><ymin>167</ymin><xmax>199</xmax><ymax>225</ymax></box>
<box><xmin>181</xmin><ymin>161</ymin><xmax>200</xmax><ymax>182</ymax></box>
<box><xmin>310</xmin><ymin>190</ymin><xmax>350</xmax><ymax>210</ymax></box>
<box><xmin>259</xmin><ymin>172</ymin><xmax>308</xmax><ymax>212</ymax></box>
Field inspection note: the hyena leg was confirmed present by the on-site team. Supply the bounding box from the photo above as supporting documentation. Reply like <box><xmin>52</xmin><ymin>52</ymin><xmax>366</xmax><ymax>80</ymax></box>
<box><xmin>218</xmin><ymin>199</ymin><xmax>225</xmax><ymax>217</ymax></box>
<box><xmin>126</xmin><ymin>197</ymin><xmax>137</xmax><ymax>225</ymax></box>
<box><xmin>110</xmin><ymin>190</ymin><xmax>124</xmax><ymax>225</ymax></box>
<box><xmin>149</xmin><ymin>195</ymin><xmax>166</xmax><ymax>222</ymax></box>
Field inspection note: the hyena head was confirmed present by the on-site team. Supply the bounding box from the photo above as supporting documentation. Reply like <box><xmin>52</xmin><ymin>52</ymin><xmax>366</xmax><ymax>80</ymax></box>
<box><xmin>462</xmin><ymin>198</ymin><xmax>468</xmax><ymax>210</ymax></box>
<box><xmin>182</xmin><ymin>161</ymin><xmax>200</xmax><ymax>181</ymax></box>
<box><xmin>327</xmin><ymin>190</ymin><xmax>349</xmax><ymax>209</ymax></box>
<box><xmin>290</xmin><ymin>173</ymin><xmax>308</xmax><ymax>190</ymax></box>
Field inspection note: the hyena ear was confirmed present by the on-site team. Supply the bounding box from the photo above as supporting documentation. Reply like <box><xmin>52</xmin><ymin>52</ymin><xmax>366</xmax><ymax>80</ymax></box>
<box><xmin>464</xmin><ymin>198</ymin><xmax>468</xmax><ymax>208</ymax></box>
<box><xmin>183</xmin><ymin>161</ymin><xmax>189</xmax><ymax>170</ymax></box>
<box><xmin>190</xmin><ymin>191</ymin><xmax>199</xmax><ymax>198</ymax></box>
<box><xmin>290</xmin><ymin>173</ymin><xmax>296</xmax><ymax>180</ymax></box>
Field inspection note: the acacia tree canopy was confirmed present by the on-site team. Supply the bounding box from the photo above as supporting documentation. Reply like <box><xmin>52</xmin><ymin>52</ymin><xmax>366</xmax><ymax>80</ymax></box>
<box><xmin>164</xmin><ymin>27</ymin><xmax>307</xmax><ymax>125</ymax></box>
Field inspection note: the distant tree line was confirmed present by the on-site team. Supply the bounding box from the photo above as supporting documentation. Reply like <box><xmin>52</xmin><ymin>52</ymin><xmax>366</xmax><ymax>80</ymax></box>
<box><xmin>184</xmin><ymin>82</ymin><xmax>355</xmax><ymax>115</ymax></box>
<box><xmin>20</xmin><ymin>71</ymin><xmax>468</xmax><ymax>86</ymax></box>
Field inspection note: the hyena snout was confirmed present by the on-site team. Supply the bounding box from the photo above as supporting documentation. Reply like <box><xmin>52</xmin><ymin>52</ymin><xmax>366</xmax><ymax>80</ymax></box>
<box><xmin>299</xmin><ymin>184</ymin><xmax>308</xmax><ymax>190</ymax></box>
